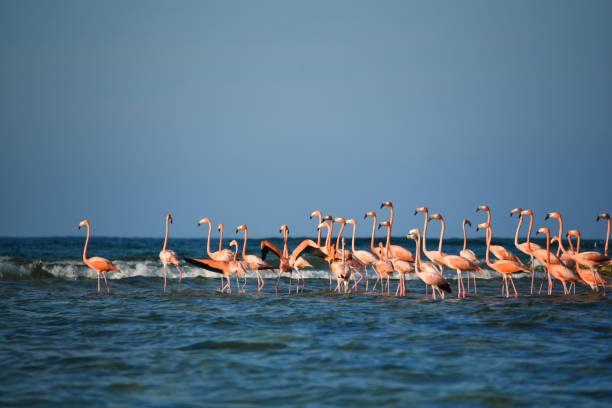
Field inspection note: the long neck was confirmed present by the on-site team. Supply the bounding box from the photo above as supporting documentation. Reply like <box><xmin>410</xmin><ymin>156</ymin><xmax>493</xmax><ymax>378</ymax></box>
<box><xmin>241</xmin><ymin>229</ymin><xmax>248</xmax><ymax>259</ymax></box>
<box><xmin>162</xmin><ymin>217</ymin><xmax>169</xmax><ymax>251</ymax></box>
<box><xmin>605</xmin><ymin>219</ymin><xmax>610</xmax><ymax>257</ymax></box>
<box><xmin>369</xmin><ymin>215</ymin><xmax>377</xmax><ymax>253</ymax></box>
<box><xmin>556</xmin><ymin>218</ymin><xmax>564</xmax><ymax>256</ymax></box>
<box><xmin>527</xmin><ymin>214</ymin><xmax>534</xmax><ymax>247</ymax></box>
<box><xmin>335</xmin><ymin>222</ymin><xmax>345</xmax><ymax>249</ymax></box>
<box><xmin>462</xmin><ymin>222</ymin><xmax>467</xmax><ymax>251</ymax></box>
<box><xmin>567</xmin><ymin>235</ymin><xmax>576</xmax><ymax>254</ymax></box>
<box><xmin>232</xmin><ymin>245</ymin><xmax>237</xmax><ymax>261</ymax></box>
<box><xmin>218</xmin><ymin>225</ymin><xmax>224</xmax><ymax>252</ymax></box>
<box><xmin>422</xmin><ymin>211</ymin><xmax>430</xmax><ymax>255</ymax></box>
<box><xmin>328</xmin><ymin>222</ymin><xmax>335</xmax><ymax>252</ymax></box>
<box><xmin>514</xmin><ymin>214</ymin><xmax>523</xmax><ymax>248</ymax></box>
<box><xmin>577</xmin><ymin>232</ymin><xmax>581</xmax><ymax>254</ymax></box>
<box><xmin>485</xmin><ymin>226</ymin><xmax>493</xmax><ymax>268</ymax></box>
<box><xmin>385</xmin><ymin>226</ymin><xmax>391</xmax><ymax>259</ymax></box>
<box><xmin>283</xmin><ymin>230</ymin><xmax>289</xmax><ymax>257</ymax></box>
<box><xmin>437</xmin><ymin>218</ymin><xmax>445</xmax><ymax>252</ymax></box>
<box><xmin>545</xmin><ymin>231</ymin><xmax>551</xmax><ymax>267</ymax></box>
<box><xmin>315</xmin><ymin>215</ymin><xmax>322</xmax><ymax>246</ymax></box>
<box><xmin>486</xmin><ymin>209</ymin><xmax>491</xmax><ymax>224</ymax></box>
<box><xmin>324</xmin><ymin>226</ymin><xmax>332</xmax><ymax>252</ymax></box>
<box><xmin>205</xmin><ymin>222</ymin><xmax>213</xmax><ymax>257</ymax></box>
<box><xmin>389</xmin><ymin>206</ymin><xmax>394</xmax><ymax>230</ymax></box>
<box><xmin>82</xmin><ymin>224</ymin><xmax>90</xmax><ymax>263</ymax></box>
<box><xmin>415</xmin><ymin>235</ymin><xmax>421</xmax><ymax>270</ymax></box>
<box><xmin>350</xmin><ymin>224</ymin><xmax>356</xmax><ymax>252</ymax></box>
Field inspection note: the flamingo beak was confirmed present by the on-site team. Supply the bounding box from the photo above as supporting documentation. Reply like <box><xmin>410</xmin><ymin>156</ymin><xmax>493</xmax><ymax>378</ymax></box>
<box><xmin>466</xmin><ymin>220</ymin><xmax>471</xmax><ymax>227</ymax></box>
<box><xmin>544</xmin><ymin>214</ymin><xmax>550</xmax><ymax>220</ymax></box>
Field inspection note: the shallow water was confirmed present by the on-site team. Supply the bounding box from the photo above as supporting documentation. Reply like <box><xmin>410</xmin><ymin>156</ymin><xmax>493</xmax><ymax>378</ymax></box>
<box><xmin>1</xmin><ymin>237</ymin><xmax>611</xmax><ymax>407</ymax></box>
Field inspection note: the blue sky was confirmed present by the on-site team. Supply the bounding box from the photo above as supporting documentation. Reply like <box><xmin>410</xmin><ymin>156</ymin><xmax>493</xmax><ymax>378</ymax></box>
<box><xmin>1</xmin><ymin>1</ymin><xmax>611</xmax><ymax>238</ymax></box>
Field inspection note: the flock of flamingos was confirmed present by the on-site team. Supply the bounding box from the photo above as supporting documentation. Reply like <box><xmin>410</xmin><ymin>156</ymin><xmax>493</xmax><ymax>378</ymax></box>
<box><xmin>77</xmin><ymin>202</ymin><xmax>612</xmax><ymax>299</ymax></box>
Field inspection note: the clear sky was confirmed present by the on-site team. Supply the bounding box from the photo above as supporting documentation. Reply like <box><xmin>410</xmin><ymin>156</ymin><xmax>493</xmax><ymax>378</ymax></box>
<box><xmin>1</xmin><ymin>1</ymin><xmax>611</xmax><ymax>239</ymax></box>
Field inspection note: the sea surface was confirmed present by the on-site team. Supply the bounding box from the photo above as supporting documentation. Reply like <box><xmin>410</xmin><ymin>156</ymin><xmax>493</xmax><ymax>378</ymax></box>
<box><xmin>1</xmin><ymin>237</ymin><xmax>611</xmax><ymax>407</ymax></box>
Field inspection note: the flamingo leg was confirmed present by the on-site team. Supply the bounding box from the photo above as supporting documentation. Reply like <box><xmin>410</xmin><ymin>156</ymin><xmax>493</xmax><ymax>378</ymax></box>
<box><xmin>467</xmin><ymin>272</ymin><xmax>470</xmax><ymax>293</ymax></box>
<box><xmin>102</xmin><ymin>271</ymin><xmax>110</xmax><ymax>294</ymax></box>
<box><xmin>473</xmin><ymin>273</ymin><xmax>477</xmax><ymax>294</ymax></box>
<box><xmin>456</xmin><ymin>270</ymin><xmax>462</xmax><ymax>299</ymax></box>
<box><xmin>365</xmin><ymin>268</ymin><xmax>369</xmax><ymax>292</ymax></box>
<box><xmin>509</xmin><ymin>276</ymin><xmax>518</xmax><ymax>297</ymax></box>
<box><xmin>97</xmin><ymin>271</ymin><xmax>101</xmax><ymax>293</ymax></box>
<box><xmin>163</xmin><ymin>264</ymin><xmax>167</xmax><ymax>292</ymax></box>
<box><xmin>288</xmin><ymin>271</ymin><xmax>292</xmax><ymax>294</ymax></box>
<box><xmin>242</xmin><ymin>276</ymin><xmax>247</xmax><ymax>292</ymax></box>
<box><xmin>590</xmin><ymin>267</ymin><xmax>600</xmax><ymax>293</ymax></box>
<box><xmin>530</xmin><ymin>255</ymin><xmax>535</xmax><ymax>295</ymax></box>
<box><xmin>275</xmin><ymin>272</ymin><xmax>281</xmax><ymax>296</ymax></box>
<box><xmin>431</xmin><ymin>285</ymin><xmax>436</xmax><ymax>300</ymax></box>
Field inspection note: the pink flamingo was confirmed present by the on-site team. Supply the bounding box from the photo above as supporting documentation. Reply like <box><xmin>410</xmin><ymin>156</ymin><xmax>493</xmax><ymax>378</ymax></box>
<box><xmin>460</xmin><ymin>219</ymin><xmax>481</xmax><ymax>293</ymax></box>
<box><xmin>198</xmin><ymin>217</ymin><xmax>233</xmax><ymax>290</ymax></box>
<box><xmin>380</xmin><ymin>201</ymin><xmax>415</xmax><ymax>262</ymax></box>
<box><xmin>566</xmin><ymin>229</ymin><xmax>611</xmax><ymax>293</ymax></box>
<box><xmin>378</xmin><ymin>221</ymin><xmax>415</xmax><ymax>296</ymax></box>
<box><xmin>159</xmin><ymin>214</ymin><xmax>184</xmax><ymax>292</ymax></box>
<box><xmin>477</xmin><ymin>222</ymin><xmax>528</xmax><ymax>298</ymax></box>
<box><xmin>375</xmin><ymin>221</ymin><xmax>400</xmax><ymax>295</ymax></box>
<box><xmin>310</xmin><ymin>210</ymin><xmax>325</xmax><ymax>248</ymax></box>
<box><xmin>328</xmin><ymin>240</ymin><xmax>352</xmax><ymax>293</ymax></box>
<box><xmin>236</xmin><ymin>224</ymin><xmax>275</xmax><ymax>291</ymax></box>
<box><xmin>346</xmin><ymin>218</ymin><xmax>377</xmax><ymax>291</ymax></box>
<box><xmin>510</xmin><ymin>208</ymin><xmax>542</xmax><ymax>294</ymax></box>
<box><xmin>535</xmin><ymin>227</ymin><xmax>580</xmax><ymax>295</ymax></box>
<box><xmin>413</xmin><ymin>207</ymin><xmax>445</xmax><ymax>295</ymax></box>
<box><xmin>597</xmin><ymin>213</ymin><xmax>610</xmax><ymax>256</ymax></box>
<box><xmin>184</xmin><ymin>240</ymin><xmax>247</xmax><ymax>294</ymax></box>
<box><xmin>78</xmin><ymin>219</ymin><xmax>120</xmax><ymax>293</ymax></box>
<box><xmin>364</xmin><ymin>211</ymin><xmax>385</xmax><ymax>290</ymax></box>
<box><xmin>333</xmin><ymin>217</ymin><xmax>364</xmax><ymax>290</ymax></box>
<box><xmin>476</xmin><ymin>205</ymin><xmax>524</xmax><ymax>265</ymax></box>
<box><xmin>406</xmin><ymin>229</ymin><xmax>451</xmax><ymax>299</ymax></box>
<box><xmin>429</xmin><ymin>214</ymin><xmax>483</xmax><ymax>298</ymax></box>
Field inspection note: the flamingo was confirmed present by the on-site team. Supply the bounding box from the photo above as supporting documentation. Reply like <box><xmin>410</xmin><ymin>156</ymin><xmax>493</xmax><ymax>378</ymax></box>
<box><xmin>566</xmin><ymin>229</ymin><xmax>611</xmax><ymax>293</ymax></box>
<box><xmin>333</xmin><ymin>217</ymin><xmax>364</xmax><ymax>290</ymax></box>
<box><xmin>429</xmin><ymin>214</ymin><xmax>483</xmax><ymax>298</ymax></box>
<box><xmin>380</xmin><ymin>201</ymin><xmax>415</xmax><ymax>262</ymax></box>
<box><xmin>260</xmin><ymin>225</ymin><xmax>323</xmax><ymax>295</ymax></box>
<box><xmin>596</xmin><ymin>213</ymin><xmax>610</xmax><ymax>256</ymax></box>
<box><xmin>460</xmin><ymin>219</ymin><xmax>481</xmax><ymax>293</ymax></box>
<box><xmin>374</xmin><ymin>221</ymin><xmax>397</xmax><ymax>295</ymax></box>
<box><xmin>78</xmin><ymin>219</ymin><xmax>120</xmax><ymax>294</ymax></box>
<box><xmin>477</xmin><ymin>222</ymin><xmax>528</xmax><ymax>298</ymax></box>
<box><xmin>476</xmin><ymin>205</ymin><xmax>524</xmax><ymax>265</ymax></box>
<box><xmin>510</xmin><ymin>208</ymin><xmax>542</xmax><ymax>294</ymax></box>
<box><xmin>236</xmin><ymin>224</ymin><xmax>275</xmax><ymax>291</ymax></box>
<box><xmin>198</xmin><ymin>218</ymin><xmax>233</xmax><ymax>290</ymax></box>
<box><xmin>535</xmin><ymin>227</ymin><xmax>580</xmax><ymax>295</ymax></box>
<box><xmin>378</xmin><ymin>220</ymin><xmax>415</xmax><ymax>296</ymax></box>
<box><xmin>413</xmin><ymin>207</ymin><xmax>445</xmax><ymax>295</ymax></box>
<box><xmin>406</xmin><ymin>229</ymin><xmax>451</xmax><ymax>299</ymax></box>
<box><xmin>364</xmin><ymin>211</ymin><xmax>385</xmax><ymax>290</ymax></box>
<box><xmin>310</xmin><ymin>210</ymin><xmax>324</xmax><ymax>248</ymax></box>
<box><xmin>346</xmin><ymin>218</ymin><xmax>377</xmax><ymax>291</ymax></box>
<box><xmin>328</xmin><ymin>240</ymin><xmax>352</xmax><ymax>293</ymax></box>
<box><xmin>184</xmin><ymin>240</ymin><xmax>247</xmax><ymax>293</ymax></box>
<box><xmin>159</xmin><ymin>214</ymin><xmax>184</xmax><ymax>292</ymax></box>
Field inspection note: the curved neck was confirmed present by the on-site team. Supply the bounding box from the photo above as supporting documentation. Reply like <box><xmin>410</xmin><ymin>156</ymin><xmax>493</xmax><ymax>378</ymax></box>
<box><xmin>437</xmin><ymin>218</ymin><xmax>445</xmax><ymax>252</ymax></box>
<box><xmin>350</xmin><ymin>224</ymin><xmax>356</xmax><ymax>252</ymax></box>
<box><xmin>527</xmin><ymin>214</ymin><xmax>534</xmax><ymax>246</ymax></box>
<box><xmin>577</xmin><ymin>233</ymin><xmax>581</xmax><ymax>254</ymax></box>
<box><xmin>462</xmin><ymin>222</ymin><xmax>467</xmax><ymax>251</ymax></box>
<box><xmin>324</xmin><ymin>226</ymin><xmax>332</xmax><ymax>253</ymax></box>
<box><xmin>162</xmin><ymin>217</ymin><xmax>170</xmax><ymax>251</ymax></box>
<box><xmin>388</xmin><ymin>206</ymin><xmax>394</xmax><ymax>229</ymax></box>
<box><xmin>422</xmin><ymin>212</ymin><xmax>430</xmax><ymax>256</ymax></box>
<box><xmin>232</xmin><ymin>245</ymin><xmax>238</xmax><ymax>261</ymax></box>
<box><xmin>204</xmin><ymin>222</ymin><xmax>213</xmax><ymax>257</ymax></box>
<box><xmin>335</xmin><ymin>222</ymin><xmax>345</xmax><ymax>250</ymax></box>
<box><xmin>218</xmin><ymin>225</ymin><xmax>224</xmax><ymax>252</ymax></box>
<box><xmin>545</xmin><ymin>231</ymin><xmax>551</xmax><ymax>267</ymax></box>
<box><xmin>567</xmin><ymin>235</ymin><xmax>576</xmax><ymax>254</ymax></box>
<box><xmin>415</xmin><ymin>234</ymin><xmax>421</xmax><ymax>269</ymax></box>
<box><xmin>605</xmin><ymin>219</ymin><xmax>610</xmax><ymax>257</ymax></box>
<box><xmin>241</xmin><ymin>229</ymin><xmax>248</xmax><ymax>259</ymax></box>
<box><xmin>369</xmin><ymin>215</ymin><xmax>377</xmax><ymax>253</ymax></box>
<box><xmin>82</xmin><ymin>224</ymin><xmax>90</xmax><ymax>263</ymax></box>
<box><xmin>486</xmin><ymin>209</ymin><xmax>491</xmax><ymax>224</ymax></box>
<box><xmin>556</xmin><ymin>218</ymin><xmax>564</xmax><ymax>256</ymax></box>
<box><xmin>315</xmin><ymin>214</ymin><xmax>322</xmax><ymax>247</ymax></box>
<box><xmin>385</xmin><ymin>226</ymin><xmax>391</xmax><ymax>259</ymax></box>
<box><xmin>485</xmin><ymin>226</ymin><xmax>493</xmax><ymax>268</ymax></box>
<box><xmin>283</xmin><ymin>229</ymin><xmax>289</xmax><ymax>257</ymax></box>
<box><xmin>514</xmin><ymin>214</ymin><xmax>523</xmax><ymax>249</ymax></box>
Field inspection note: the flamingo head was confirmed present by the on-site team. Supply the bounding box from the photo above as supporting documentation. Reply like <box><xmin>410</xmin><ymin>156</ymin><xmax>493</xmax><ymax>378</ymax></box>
<box><xmin>414</xmin><ymin>206</ymin><xmax>428</xmax><ymax>215</ymax></box>
<box><xmin>217</xmin><ymin>223</ymin><xmax>224</xmax><ymax>231</ymax></box>
<box><xmin>536</xmin><ymin>227</ymin><xmax>549</xmax><ymax>236</ymax></box>
<box><xmin>279</xmin><ymin>224</ymin><xmax>289</xmax><ymax>234</ymax></box>
<box><xmin>544</xmin><ymin>212</ymin><xmax>561</xmax><ymax>221</ymax></box>
<box><xmin>597</xmin><ymin>213</ymin><xmax>610</xmax><ymax>222</ymax></box>
<box><xmin>322</xmin><ymin>215</ymin><xmax>333</xmax><ymax>222</ymax></box>
<box><xmin>380</xmin><ymin>201</ymin><xmax>393</xmax><ymax>209</ymax></box>
<box><xmin>317</xmin><ymin>222</ymin><xmax>329</xmax><ymax>231</ymax></box>
<box><xmin>428</xmin><ymin>213</ymin><xmax>443</xmax><ymax>221</ymax></box>
<box><xmin>551</xmin><ymin>236</ymin><xmax>560</xmax><ymax>245</ymax></box>
<box><xmin>334</xmin><ymin>217</ymin><xmax>346</xmax><ymax>225</ymax></box>
<box><xmin>476</xmin><ymin>222</ymin><xmax>490</xmax><ymax>232</ymax></box>
<box><xmin>346</xmin><ymin>219</ymin><xmax>356</xmax><ymax>226</ymax></box>
<box><xmin>567</xmin><ymin>229</ymin><xmax>580</xmax><ymax>238</ymax></box>
<box><xmin>378</xmin><ymin>221</ymin><xmax>391</xmax><ymax>230</ymax></box>
<box><xmin>309</xmin><ymin>210</ymin><xmax>322</xmax><ymax>220</ymax></box>
<box><xmin>197</xmin><ymin>218</ymin><xmax>211</xmax><ymax>226</ymax></box>
<box><xmin>364</xmin><ymin>211</ymin><xmax>376</xmax><ymax>219</ymax></box>
<box><xmin>463</xmin><ymin>219</ymin><xmax>471</xmax><ymax>227</ymax></box>
<box><xmin>408</xmin><ymin>228</ymin><xmax>420</xmax><ymax>236</ymax></box>
<box><xmin>78</xmin><ymin>219</ymin><xmax>89</xmax><ymax>229</ymax></box>
<box><xmin>236</xmin><ymin>224</ymin><xmax>247</xmax><ymax>233</ymax></box>
<box><xmin>510</xmin><ymin>207</ymin><xmax>522</xmax><ymax>217</ymax></box>
<box><xmin>405</xmin><ymin>233</ymin><xmax>417</xmax><ymax>242</ymax></box>
<box><xmin>476</xmin><ymin>205</ymin><xmax>490</xmax><ymax>213</ymax></box>
<box><xmin>521</xmin><ymin>209</ymin><xmax>533</xmax><ymax>216</ymax></box>
<box><xmin>229</xmin><ymin>239</ymin><xmax>238</xmax><ymax>248</ymax></box>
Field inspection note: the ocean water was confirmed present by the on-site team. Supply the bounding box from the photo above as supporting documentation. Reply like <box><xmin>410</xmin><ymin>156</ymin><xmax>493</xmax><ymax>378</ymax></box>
<box><xmin>1</xmin><ymin>237</ymin><xmax>611</xmax><ymax>407</ymax></box>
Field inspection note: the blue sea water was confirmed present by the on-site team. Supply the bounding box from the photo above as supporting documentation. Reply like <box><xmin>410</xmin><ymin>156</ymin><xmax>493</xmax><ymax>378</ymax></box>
<box><xmin>0</xmin><ymin>236</ymin><xmax>611</xmax><ymax>407</ymax></box>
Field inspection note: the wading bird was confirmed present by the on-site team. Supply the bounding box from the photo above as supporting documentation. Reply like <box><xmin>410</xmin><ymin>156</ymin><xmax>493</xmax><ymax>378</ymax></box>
<box><xmin>236</xmin><ymin>224</ymin><xmax>275</xmax><ymax>291</ymax></box>
<box><xmin>159</xmin><ymin>214</ymin><xmax>184</xmax><ymax>292</ymax></box>
<box><xmin>406</xmin><ymin>229</ymin><xmax>451</xmax><ymax>299</ymax></box>
<box><xmin>510</xmin><ymin>208</ymin><xmax>542</xmax><ymax>294</ymax></box>
<box><xmin>535</xmin><ymin>227</ymin><xmax>580</xmax><ymax>295</ymax></box>
<box><xmin>78</xmin><ymin>219</ymin><xmax>120</xmax><ymax>293</ymax></box>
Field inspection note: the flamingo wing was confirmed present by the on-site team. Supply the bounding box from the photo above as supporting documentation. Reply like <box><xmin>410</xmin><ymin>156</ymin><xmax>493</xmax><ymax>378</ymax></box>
<box><xmin>88</xmin><ymin>256</ymin><xmax>119</xmax><ymax>272</ymax></box>
<box><xmin>183</xmin><ymin>257</ymin><xmax>226</xmax><ymax>274</ymax></box>
<box><xmin>289</xmin><ymin>239</ymin><xmax>326</xmax><ymax>265</ymax></box>
<box><xmin>260</xmin><ymin>240</ymin><xmax>283</xmax><ymax>261</ymax></box>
